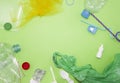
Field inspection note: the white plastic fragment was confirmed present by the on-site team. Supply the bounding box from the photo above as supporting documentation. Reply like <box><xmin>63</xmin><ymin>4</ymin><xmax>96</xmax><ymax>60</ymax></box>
<box><xmin>96</xmin><ymin>44</ymin><xmax>104</xmax><ymax>58</ymax></box>
<box><xmin>30</xmin><ymin>79</ymin><xmax>39</xmax><ymax>83</ymax></box>
<box><xmin>60</xmin><ymin>70</ymin><xmax>74</xmax><ymax>83</ymax></box>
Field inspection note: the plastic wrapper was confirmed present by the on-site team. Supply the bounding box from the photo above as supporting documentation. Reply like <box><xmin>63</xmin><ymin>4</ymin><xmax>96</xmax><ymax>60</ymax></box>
<box><xmin>84</xmin><ymin>0</ymin><xmax>107</xmax><ymax>13</ymax></box>
<box><xmin>0</xmin><ymin>0</ymin><xmax>63</xmax><ymax>31</ymax></box>
<box><xmin>0</xmin><ymin>42</ymin><xmax>23</xmax><ymax>83</ymax></box>
<box><xmin>53</xmin><ymin>52</ymin><xmax>120</xmax><ymax>83</ymax></box>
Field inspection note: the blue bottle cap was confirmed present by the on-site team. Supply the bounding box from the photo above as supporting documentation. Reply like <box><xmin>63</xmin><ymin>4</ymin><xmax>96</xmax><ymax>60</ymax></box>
<box><xmin>81</xmin><ymin>9</ymin><xmax>90</xmax><ymax>19</ymax></box>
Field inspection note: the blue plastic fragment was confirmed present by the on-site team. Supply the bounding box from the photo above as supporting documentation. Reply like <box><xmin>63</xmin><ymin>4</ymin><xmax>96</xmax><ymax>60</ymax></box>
<box><xmin>81</xmin><ymin>9</ymin><xmax>90</xmax><ymax>19</ymax></box>
<box><xmin>88</xmin><ymin>25</ymin><xmax>98</xmax><ymax>34</ymax></box>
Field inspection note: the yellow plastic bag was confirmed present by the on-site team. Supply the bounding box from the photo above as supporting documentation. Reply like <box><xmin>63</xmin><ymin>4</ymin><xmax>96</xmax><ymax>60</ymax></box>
<box><xmin>20</xmin><ymin>0</ymin><xmax>63</xmax><ymax>27</ymax></box>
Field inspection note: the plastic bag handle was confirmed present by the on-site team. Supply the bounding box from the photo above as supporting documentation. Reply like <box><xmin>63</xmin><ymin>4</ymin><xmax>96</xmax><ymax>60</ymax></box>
<box><xmin>53</xmin><ymin>52</ymin><xmax>63</xmax><ymax>68</ymax></box>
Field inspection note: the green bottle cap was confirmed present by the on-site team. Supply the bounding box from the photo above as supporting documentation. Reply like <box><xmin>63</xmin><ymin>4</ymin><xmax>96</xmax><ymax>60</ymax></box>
<box><xmin>4</xmin><ymin>23</ymin><xmax>12</xmax><ymax>31</ymax></box>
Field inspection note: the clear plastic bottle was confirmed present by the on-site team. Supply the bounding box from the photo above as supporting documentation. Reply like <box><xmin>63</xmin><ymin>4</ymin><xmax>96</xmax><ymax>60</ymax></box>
<box><xmin>84</xmin><ymin>0</ymin><xmax>107</xmax><ymax>13</ymax></box>
<box><xmin>0</xmin><ymin>42</ymin><xmax>23</xmax><ymax>83</ymax></box>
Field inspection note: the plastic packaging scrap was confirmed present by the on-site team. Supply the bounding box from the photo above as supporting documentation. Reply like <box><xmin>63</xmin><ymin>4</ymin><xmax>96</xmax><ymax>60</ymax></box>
<box><xmin>96</xmin><ymin>44</ymin><xmax>104</xmax><ymax>58</ymax></box>
<box><xmin>50</xmin><ymin>66</ymin><xmax>57</xmax><ymax>83</ymax></box>
<box><xmin>84</xmin><ymin>0</ymin><xmax>107</xmax><ymax>13</ymax></box>
<box><xmin>30</xmin><ymin>68</ymin><xmax>46</xmax><ymax>83</ymax></box>
<box><xmin>0</xmin><ymin>42</ymin><xmax>23</xmax><ymax>83</ymax></box>
<box><xmin>0</xmin><ymin>0</ymin><xmax>63</xmax><ymax>31</ymax></box>
<box><xmin>53</xmin><ymin>52</ymin><xmax>120</xmax><ymax>83</ymax></box>
<box><xmin>60</xmin><ymin>70</ymin><xmax>74</xmax><ymax>83</ymax></box>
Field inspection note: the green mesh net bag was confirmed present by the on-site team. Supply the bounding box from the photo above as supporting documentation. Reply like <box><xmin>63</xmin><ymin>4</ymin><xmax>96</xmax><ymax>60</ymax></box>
<box><xmin>53</xmin><ymin>52</ymin><xmax>120</xmax><ymax>83</ymax></box>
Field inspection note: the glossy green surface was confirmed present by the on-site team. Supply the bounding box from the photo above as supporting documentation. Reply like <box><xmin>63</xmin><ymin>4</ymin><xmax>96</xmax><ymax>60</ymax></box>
<box><xmin>0</xmin><ymin>0</ymin><xmax>120</xmax><ymax>83</ymax></box>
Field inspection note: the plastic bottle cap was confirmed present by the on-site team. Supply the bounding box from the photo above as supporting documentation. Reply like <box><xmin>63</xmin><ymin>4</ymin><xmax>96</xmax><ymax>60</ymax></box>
<box><xmin>22</xmin><ymin>62</ymin><xmax>30</xmax><ymax>70</ymax></box>
<box><xmin>81</xmin><ymin>9</ymin><xmax>90</xmax><ymax>19</ymax></box>
<box><xmin>12</xmin><ymin>44</ymin><xmax>21</xmax><ymax>53</ymax></box>
<box><xmin>4</xmin><ymin>23</ymin><xmax>12</xmax><ymax>31</ymax></box>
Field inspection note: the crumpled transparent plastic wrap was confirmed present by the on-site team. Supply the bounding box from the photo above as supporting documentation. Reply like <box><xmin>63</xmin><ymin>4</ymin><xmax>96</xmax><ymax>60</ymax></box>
<box><xmin>0</xmin><ymin>42</ymin><xmax>23</xmax><ymax>83</ymax></box>
<box><xmin>0</xmin><ymin>0</ymin><xmax>63</xmax><ymax>31</ymax></box>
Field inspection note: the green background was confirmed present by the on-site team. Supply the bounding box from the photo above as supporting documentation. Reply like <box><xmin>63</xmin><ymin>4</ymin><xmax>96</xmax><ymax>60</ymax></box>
<box><xmin>0</xmin><ymin>0</ymin><xmax>120</xmax><ymax>83</ymax></box>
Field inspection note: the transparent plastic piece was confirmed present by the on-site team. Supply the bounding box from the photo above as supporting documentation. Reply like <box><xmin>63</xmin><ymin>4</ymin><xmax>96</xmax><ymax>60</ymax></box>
<box><xmin>84</xmin><ymin>0</ymin><xmax>107</xmax><ymax>13</ymax></box>
<box><xmin>0</xmin><ymin>42</ymin><xmax>23</xmax><ymax>83</ymax></box>
<box><xmin>30</xmin><ymin>69</ymin><xmax>46</xmax><ymax>83</ymax></box>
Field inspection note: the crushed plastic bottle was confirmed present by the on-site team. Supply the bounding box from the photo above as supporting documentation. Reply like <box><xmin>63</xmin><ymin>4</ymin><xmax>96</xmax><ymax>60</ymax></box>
<box><xmin>0</xmin><ymin>42</ymin><xmax>23</xmax><ymax>83</ymax></box>
<box><xmin>84</xmin><ymin>0</ymin><xmax>107</xmax><ymax>13</ymax></box>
